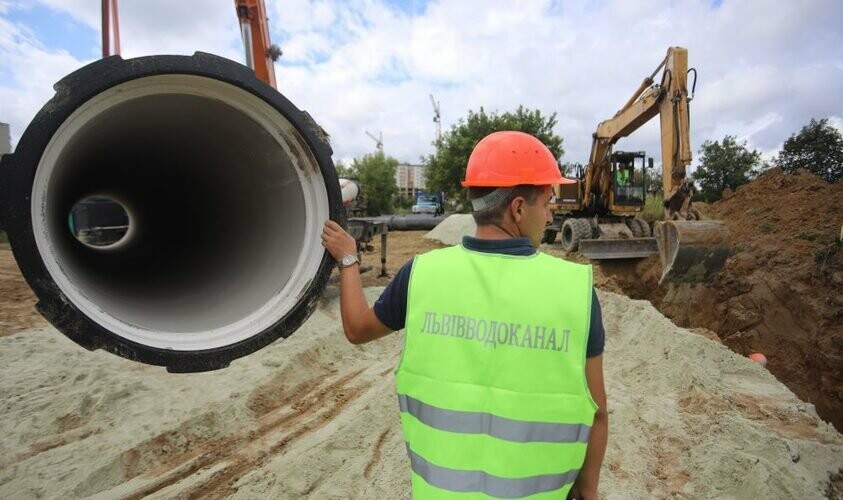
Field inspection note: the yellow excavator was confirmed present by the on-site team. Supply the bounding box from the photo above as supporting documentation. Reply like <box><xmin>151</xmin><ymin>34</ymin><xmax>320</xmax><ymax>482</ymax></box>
<box><xmin>544</xmin><ymin>47</ymin><xmax>730</xmax><ymax>284</ymax></box>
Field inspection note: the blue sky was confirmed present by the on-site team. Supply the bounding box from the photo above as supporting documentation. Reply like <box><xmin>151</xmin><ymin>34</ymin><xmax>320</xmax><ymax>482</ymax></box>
<box><xmin>1</xmin><ymin>0</ymin><xmax>842</xmax><ymax>166</ymax></box>
<box><xmin>4</xmin><ymin>3</ymin><xmax>98</xmax><ymax>60</ymax></box>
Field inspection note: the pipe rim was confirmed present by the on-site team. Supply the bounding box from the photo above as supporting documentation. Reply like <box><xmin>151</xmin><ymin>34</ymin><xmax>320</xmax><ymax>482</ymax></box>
<box><xmin>30</xmin><ymin>74</ymin><xmax>330</xmax><ymax>351</ymax></box>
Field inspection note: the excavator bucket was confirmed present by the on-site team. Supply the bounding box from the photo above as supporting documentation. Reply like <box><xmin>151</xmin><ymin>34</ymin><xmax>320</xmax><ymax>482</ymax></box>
<box><xmin>655</xmin><ymin>220</ymin><xmax>730</xmax><ymax>284</ymax></box>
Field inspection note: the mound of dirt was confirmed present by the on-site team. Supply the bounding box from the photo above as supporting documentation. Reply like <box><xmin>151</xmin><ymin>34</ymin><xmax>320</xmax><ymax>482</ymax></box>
<box><xmin>424</xmin><ymin>214</ymin><xmax>476</xmax><ymax>246</ymax></box>
<box><xmin>1</xmin><ymin>289</ymin><xmax>841</xmax><ymax>498</ymax></box>
<box><xmin>597</xmin><ymin>168</ymin><xmax>843</xmax><ymax>431</ymax></box>
<box><xmin>0</xmin><ymin>246</ymin><xmax>45</xmax><ymax>336</ymax></box>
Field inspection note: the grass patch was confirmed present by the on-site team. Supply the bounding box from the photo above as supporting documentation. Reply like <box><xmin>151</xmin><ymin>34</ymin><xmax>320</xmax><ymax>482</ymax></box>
<box><xmin>746</xmin><ymin>207</ymin><xmax>764</xmax><ymax>217</ymax></box>
<box><xmin>758</xmin><ymin>222</ymin><xmax>774</xmax><ymax>234</ymax></box>
<box><xmin>797</xmin><ymin>228</ymin><xmax>818</xmax><ymax>241</ymax></box>
<box><xmin>640</xmin><ymin>195</ymin><xmax>664</xmax><ymax>223</ymax></box>
<box><xmin>814</xmin><ymin>240</ymin><xmax>841</xmax><ymax>263</ymax></box>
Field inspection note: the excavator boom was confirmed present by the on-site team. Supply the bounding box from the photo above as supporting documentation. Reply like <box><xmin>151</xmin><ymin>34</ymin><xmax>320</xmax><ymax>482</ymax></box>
<box><xmin>573</xmin><ymin>47</ymin><xmax>730</xmax><ymax>284</ymax></box>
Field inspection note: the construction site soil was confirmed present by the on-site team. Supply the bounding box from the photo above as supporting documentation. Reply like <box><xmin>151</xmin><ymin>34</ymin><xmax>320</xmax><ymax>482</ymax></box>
<box><xmin>0</xmin><ymin>245</ymin><xmax>43</xmax><ymax>336</ymax></box>
<box><xmin>590</xmin><ymin>168</ymin><xmax>843</xmax><ymax>432</ymax></box>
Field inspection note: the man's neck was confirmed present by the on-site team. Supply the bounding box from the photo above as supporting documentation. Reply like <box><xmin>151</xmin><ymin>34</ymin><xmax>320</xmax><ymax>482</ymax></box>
<box><xmin>475</xmin><ymin>222</ymin><xmax>519</xmax><ymax>240</ymax></box>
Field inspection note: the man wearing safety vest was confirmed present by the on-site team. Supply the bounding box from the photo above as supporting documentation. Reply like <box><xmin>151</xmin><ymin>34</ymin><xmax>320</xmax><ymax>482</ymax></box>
<box><xmin>322</xmin><ymin>131</ymin><xmax>608</xmax><ymax>499</ymax></box>
<box><xmin>615</xmin><ymin>163</ymin><xmax>631</xmax><ymax>187</ymax></box>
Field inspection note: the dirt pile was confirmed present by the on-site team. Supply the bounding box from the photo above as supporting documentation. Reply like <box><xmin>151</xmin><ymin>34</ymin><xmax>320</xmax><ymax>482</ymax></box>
<box><xmin>597</xmin><ymin>168</ymin><xmax>843</xmax><ymax>431</ymax></box>
<box><xmin>424</xmin><ymin>214</ymin><xmax>476</xmax><ymax>246</ymax></box>
<box><xmin>1</xmin><ymin>289</ymin><xmax>841</xmax><ymax>498</ymax></box>
<box><xmin>0</xmin><ymin>246</ymin><xmax>45</xmax><ymax>336</ymax></box>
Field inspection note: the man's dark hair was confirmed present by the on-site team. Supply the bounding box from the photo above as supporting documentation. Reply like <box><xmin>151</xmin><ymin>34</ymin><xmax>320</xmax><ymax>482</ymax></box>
<box><xmin>468</xmin><ymin>184</ymin><xmax>544</xmax><ymax>225</ymax></box>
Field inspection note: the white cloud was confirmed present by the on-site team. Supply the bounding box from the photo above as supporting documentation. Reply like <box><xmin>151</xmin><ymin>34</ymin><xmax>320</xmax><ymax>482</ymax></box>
<box><xmin>2</xmin><ymin>0</ymin><xmax>842</xmax><ymax>172</ymax></box>
<box><xmin>0</xmin><ymin>16</ymin><xmax>91</xmax><ymax>144</ymax></box>
<box><xmin>829</xmin><ymin>116</ymin><xmax>843</xmax><ymax>135</ymax></box>
<box><xmin>30</xmin><ymin>0</ymin><xmax>242</xmax><ymax>60</ymax></box>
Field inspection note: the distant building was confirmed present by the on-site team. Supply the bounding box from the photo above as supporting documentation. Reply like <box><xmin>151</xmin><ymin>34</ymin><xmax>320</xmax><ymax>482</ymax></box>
<box><xmin>395</xmin><ymin>163</ymin><xmax>426</xmax><ymax>199</ymax></box>
<box><xmin>0</xmin><ymin>123</ymin><xmax>10</xmax><ymax>157</ymax></box>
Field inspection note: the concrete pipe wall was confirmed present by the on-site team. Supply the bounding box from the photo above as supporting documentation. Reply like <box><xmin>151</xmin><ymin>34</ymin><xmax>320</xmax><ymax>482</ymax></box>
<box><xmin>0</xmin><ymin>53</ymin><xmax>344</xmax><ymax>372</ymax></box>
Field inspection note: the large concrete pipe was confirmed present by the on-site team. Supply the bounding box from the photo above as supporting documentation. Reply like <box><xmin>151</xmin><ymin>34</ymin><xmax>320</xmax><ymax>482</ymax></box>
<box><xmin>0</xmin><ymin>53</ymin><xmax>343</xmax><ymax>372</ymax></box>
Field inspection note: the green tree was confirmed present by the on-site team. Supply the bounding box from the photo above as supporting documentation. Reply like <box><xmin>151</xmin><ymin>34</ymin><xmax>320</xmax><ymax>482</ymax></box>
<box><xmin>775</xmin><ymin>118</ymin><xmax>843</xmax><ymax>183</ymax></box>
<box><xmin>424</xmin><ymin>106</ymin><xmax>564</xmax><ymax>209</ymax></box>
<box><xmin>334</xmin><ymin>159</ymin><xmax>354</xmax><ymax>178</ymax></box>
<box><xmin>560</xmin><ymin>162</ymin><xmax>584</xmax><ymax>179</ymax></box>
<box><xmin>347</xmin><ymin>152</ymin><xmax>399</xmax><ymax>215</ymax></box>
<box><xmin>692</xmin><ymin>135</ymin><xmax>761</xmax><ymax>202</ymax></box>
<box><xmin>631</xmin><ymin>163</ymin><xmax>663</xmax><ymax>196</ymax></box>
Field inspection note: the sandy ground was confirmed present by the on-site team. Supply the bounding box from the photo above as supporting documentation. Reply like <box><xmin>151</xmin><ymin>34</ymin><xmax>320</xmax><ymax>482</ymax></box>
<box><xmin>0</xmin><ymin>245</ymin><xmax>45</xmax><ymax>336</ymax></box>
<box><xmin>1</xmin><ymin>230</ymin><xmax>842</xmax><ymax>498</ymax></box>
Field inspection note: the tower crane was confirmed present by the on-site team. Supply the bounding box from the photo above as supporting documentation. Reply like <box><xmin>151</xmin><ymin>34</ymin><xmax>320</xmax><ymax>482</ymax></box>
<box><xmin>366</xmin><ymin>131</ymin><xmax>384</xmax><ymax>152</ymax></box>
<box><xmin>430</xmin><ymin>94</ymin><xmax>442</xmax><ymax>144</ymax></box>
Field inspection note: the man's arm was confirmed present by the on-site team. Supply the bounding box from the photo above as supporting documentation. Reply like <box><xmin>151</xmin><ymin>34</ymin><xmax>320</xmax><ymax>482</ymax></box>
<box><xmin>570</xmin><ymin>355</ymin><xmax>608</xmax><ymax>499</ymax></box>
<box><xmin>321</xmin><ymin>220</ymin><xmax>393</xmax><ymax>344</ymax></box>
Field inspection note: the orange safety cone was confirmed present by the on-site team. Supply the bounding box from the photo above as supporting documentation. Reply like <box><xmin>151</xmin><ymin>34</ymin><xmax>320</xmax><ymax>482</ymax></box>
<box><xmin>748</xmin><ymin>352</ymin><xmax>768</xmax><ymax>368</ymax></box>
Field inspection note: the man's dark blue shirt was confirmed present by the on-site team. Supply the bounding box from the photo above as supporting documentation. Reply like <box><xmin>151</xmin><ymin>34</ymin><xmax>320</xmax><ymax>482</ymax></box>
<box><xmin>372</xmin><ymin>236</ymin><xmax>605</xmax><ymax>358</ymax></box>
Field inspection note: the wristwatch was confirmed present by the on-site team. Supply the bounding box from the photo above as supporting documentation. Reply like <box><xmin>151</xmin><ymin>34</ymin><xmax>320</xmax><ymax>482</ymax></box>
<box><xmin>338</xmin><ymin>254</ymin><xmax>359</xmax><ymax>269</ymax></box>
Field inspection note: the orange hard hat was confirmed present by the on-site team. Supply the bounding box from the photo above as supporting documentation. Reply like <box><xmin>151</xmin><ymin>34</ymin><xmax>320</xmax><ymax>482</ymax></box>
<box><xmin>461</xmin><ymin>131</ymin><xmax>575</xmax><ymax>187</ymax></box>
<box><xmin>748</xmin><ymin>352</ymin><xmax>767</xmax><ymax>367</ymax></box>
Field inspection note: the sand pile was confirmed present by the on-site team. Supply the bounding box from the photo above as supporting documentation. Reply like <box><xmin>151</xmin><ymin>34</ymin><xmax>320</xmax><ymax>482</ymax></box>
<box><xmin>1</xmin><ymin>287</ymin><xmax>841</xmax><ymax>499</ymax></box>
<box><xmin>595</xmin><ymin>168</ymin><xmax>843</xmax><ymax>431</ymax></box>
<box><xmin>424</xmin><ymin>213</ymin><xmax>476</xmax><ymax>245</ymax></box>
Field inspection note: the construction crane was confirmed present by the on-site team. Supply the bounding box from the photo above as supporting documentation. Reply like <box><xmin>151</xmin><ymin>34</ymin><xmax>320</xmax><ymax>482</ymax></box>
<box><xmin>234</xmin><ymin>0</ymin><xmax>283</xmax><ymax>89</ymax></box>
<box><xmin>99</xmin><ymin>1</ymin><xmax>282</xmax><ymax>90</ymax></box>
<box><xmin>430</xmin><ymin>94</ymin><xmax>442</xmax><ymax>144</ymax></box>
<box><xmin>366</xmin><ymin>130</ymin><xmax>384</xmax><ymax>152</ymax></box>
<box><xmin>100</xmin><ymin>0</ymin><xmax>121</xmax><ymax>57</ymax></box>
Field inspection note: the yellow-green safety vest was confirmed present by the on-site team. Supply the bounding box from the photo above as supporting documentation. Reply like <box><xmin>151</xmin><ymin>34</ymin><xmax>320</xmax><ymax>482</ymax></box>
<box><xmin>396</xmin><ymin>245</ymin><xmax>597</xmax><ymax>499</ymax></box>
<box><xmin>616</xmin><ymin>168</ymin><xmax>630</xmax><ymax>186</ymax></box>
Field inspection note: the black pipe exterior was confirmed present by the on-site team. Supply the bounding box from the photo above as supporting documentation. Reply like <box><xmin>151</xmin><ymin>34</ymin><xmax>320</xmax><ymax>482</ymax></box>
<box><xmin>358</xmin><ymin>215</ymin><xmax>445</xmax><ymax>231</ymax></box>
<box><xmin>0</xmin><ymin>53</ymin><xmax>344</xmax><ymax>372</ymax></box>
<box><xmin>388</xmin><ymin>214</ymin><xmax>445</xmax><ymax>231</ymax></box>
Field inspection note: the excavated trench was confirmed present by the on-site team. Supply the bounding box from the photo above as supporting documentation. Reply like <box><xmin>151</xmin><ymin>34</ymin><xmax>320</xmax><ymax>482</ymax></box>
<box><xmin>593</xmin><ymin>169</ymin><xmax>843</xmax><ymax>432</ymax></box>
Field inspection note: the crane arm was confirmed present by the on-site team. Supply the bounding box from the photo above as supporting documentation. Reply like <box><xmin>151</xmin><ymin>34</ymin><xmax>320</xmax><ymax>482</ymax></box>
<box><xmin>235</xmin><ymin>0</ymin><xmax>280</xmax><ymax>89</ymax></box>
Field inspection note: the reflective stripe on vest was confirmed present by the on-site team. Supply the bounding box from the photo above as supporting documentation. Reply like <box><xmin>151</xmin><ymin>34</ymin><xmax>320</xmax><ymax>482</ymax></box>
<box><xmin>396</xmin><ymin>245</ymin><xmax>596</xmax><ymax>498</ymax></box>
<box><xmin>399</xmin><ymin>394</ymin><xmax>591</xmax><ymax>444</ymax></box>
<box><xmin>407</xmin><ymin>444</ymin><xmax>581</xmax><ymax>499</ymax></box>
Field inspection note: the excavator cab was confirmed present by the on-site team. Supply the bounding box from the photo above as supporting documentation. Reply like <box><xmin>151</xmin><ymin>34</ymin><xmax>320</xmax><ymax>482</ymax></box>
<box><xmin>609</xmin><ymin>151</ymin><xmax>648</xmax><ymax>209</ymax></box>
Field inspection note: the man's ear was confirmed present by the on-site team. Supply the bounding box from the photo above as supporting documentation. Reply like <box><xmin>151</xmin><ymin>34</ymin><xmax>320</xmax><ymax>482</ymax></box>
<box><xmin>510</xmin><ymin>196</ymin><xmax>525</xmax><ymax>221</ymax></box>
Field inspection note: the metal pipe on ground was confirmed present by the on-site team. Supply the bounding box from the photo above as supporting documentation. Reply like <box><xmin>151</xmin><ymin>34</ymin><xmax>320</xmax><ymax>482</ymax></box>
<box><xmin>0</xmin><ymin>53</ymin><xmax>344</xmax><ymax>372</ymax></box>
<box><xmin>348</xmin><ymin>215</ymin><xmax>444</xmax><ymax>231</ymax></box>
<box><xmin>384</xmin><ymin>214</ymin><xmax>445</xmax><ymax>231</ymax></box>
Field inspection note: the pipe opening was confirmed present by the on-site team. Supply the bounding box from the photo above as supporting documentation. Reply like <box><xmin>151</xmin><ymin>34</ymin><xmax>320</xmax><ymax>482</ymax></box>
<box><xmin>69</xmin><ymin>195</ymin><xmax>131</xmax><ymax>248</ymax></box>
<box><xmin>32</xmin><ymin>75</ymin><xmax>329</xmax><ymax>350</ymax></box>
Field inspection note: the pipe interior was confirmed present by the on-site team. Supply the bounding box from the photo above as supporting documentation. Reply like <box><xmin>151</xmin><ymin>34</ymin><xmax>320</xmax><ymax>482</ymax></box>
<box><xmin>45</xmin><ymin>93</ymin><xmax>305</xmax><ymax>333</ymax></box>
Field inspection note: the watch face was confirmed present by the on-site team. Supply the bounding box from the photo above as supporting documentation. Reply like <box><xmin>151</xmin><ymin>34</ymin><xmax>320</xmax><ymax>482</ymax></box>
<box><xmin>341</xmin><ymin>255</ymin><xmax>356</xmax><ymax>267</ymax></box>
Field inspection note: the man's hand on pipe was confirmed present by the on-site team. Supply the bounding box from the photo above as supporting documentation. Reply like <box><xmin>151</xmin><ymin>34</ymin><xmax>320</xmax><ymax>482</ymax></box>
<box><xmin>321</xmin><ymin>220</ymin><xmax>357</xmax><ymax>260</ymax></box>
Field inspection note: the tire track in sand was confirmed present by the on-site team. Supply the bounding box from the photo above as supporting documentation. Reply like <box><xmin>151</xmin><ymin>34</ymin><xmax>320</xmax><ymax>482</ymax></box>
<box><xmin>119</xmin><ymin>367</ymin><xmax>371</xmax><ymax>500</ymax></box>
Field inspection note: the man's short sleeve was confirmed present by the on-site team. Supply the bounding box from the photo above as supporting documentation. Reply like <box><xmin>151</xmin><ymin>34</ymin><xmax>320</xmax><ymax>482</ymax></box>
<box><xmin>372</xmin><ymin>258</ymin><xmax>413</xmax><ymax>331</ymax></box>
<box><xmin>587</xmin><ymin>289</ymin><xmax>605</xmax><ymax>358</ymax></box>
